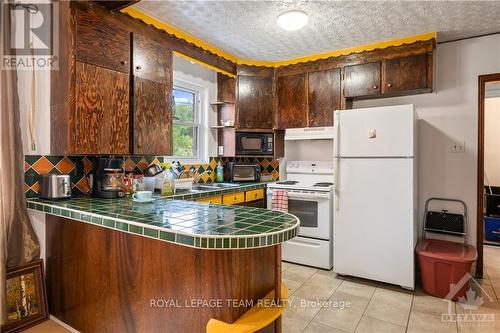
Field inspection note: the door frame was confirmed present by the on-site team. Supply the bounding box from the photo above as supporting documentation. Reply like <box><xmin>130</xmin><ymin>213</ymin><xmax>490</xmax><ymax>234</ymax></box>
<box><xmin>476</xmin><ymin>73</ymin><xmax>500</xmax><ymax>278</ymax></box>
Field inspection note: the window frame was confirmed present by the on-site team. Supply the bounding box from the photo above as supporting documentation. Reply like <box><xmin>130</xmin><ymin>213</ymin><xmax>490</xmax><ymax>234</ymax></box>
<box><xmin>170</xmin><ymin>79</ymin><xmax>207</xmax><ymax>163</ymax></box>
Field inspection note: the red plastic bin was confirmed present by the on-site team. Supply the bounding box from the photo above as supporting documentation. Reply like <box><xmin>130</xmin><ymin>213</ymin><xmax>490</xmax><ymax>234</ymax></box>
<box><xmin>416</xmin><ymin>239</ymin><xmax>477</xmax><ymax>301</ymax></box>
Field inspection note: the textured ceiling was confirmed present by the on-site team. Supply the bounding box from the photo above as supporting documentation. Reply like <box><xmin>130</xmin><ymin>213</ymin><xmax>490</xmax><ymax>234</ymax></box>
<box><xmin>133</xmin><ymin>0</ymin><xmax>500</xmax><ymax>62</ymax></box>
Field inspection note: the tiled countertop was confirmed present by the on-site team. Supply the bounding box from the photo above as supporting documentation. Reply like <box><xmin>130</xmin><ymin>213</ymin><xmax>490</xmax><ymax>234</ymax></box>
<box><xmin>26</xmin><ymin>183</ymin><xmax>299</xmax><ymax>250</ymax></box>
<box><xmin>167</xmin><ymin>182</ymin><xmax>268</xmax><ymax>200</ymax></box>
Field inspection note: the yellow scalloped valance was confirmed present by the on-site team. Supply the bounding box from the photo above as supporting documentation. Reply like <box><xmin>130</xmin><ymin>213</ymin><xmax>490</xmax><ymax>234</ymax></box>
<box><xmin>122</xmin><ymin>7</ymin><xmax>436</xmax><ymax>75</ymax></box>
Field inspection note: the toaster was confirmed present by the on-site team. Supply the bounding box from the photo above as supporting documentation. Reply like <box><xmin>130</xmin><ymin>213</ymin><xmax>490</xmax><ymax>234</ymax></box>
<box><xmin>39</xmin><ymin>174</ymin><xmax>72</xmax><ymax>200</ymax></box>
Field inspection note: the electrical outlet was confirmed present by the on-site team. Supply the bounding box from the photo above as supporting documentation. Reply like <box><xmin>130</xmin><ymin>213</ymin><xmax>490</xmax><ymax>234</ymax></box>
<box><xmin>450</xmin><ymin>141</ymin><xmax>466</xmax><ymax>153</ymax></box>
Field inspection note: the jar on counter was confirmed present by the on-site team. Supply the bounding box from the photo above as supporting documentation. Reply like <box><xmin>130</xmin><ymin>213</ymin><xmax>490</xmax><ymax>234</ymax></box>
<box><xmin>132</xmin><ymin>174</ymin><xmax>144</xmax><ymax>192</ymax></box>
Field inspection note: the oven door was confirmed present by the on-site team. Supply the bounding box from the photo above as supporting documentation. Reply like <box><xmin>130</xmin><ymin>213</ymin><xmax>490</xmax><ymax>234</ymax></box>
<box><xmin>267</xmin><ymin>189</ymin><xmax>332</xmax><ymax>240</ymax></box>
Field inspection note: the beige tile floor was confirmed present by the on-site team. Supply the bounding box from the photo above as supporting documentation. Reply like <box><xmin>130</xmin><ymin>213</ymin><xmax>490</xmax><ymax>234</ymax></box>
<box><xmin>283</xmin><ymin>245</ymin><xmax>500</xmax><ymax>333</ymax></box>
<box><xmin>21</xmin><ymin>245</ymin><xmax>500</xmax><ymax>333</ymax></box>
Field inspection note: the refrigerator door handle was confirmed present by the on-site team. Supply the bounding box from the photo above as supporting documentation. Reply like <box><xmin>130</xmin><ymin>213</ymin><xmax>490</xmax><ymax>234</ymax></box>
<box><xmin>334</xmin><ymin>111</ymin><xmax>340</xmax><ymax>210</ymax></box>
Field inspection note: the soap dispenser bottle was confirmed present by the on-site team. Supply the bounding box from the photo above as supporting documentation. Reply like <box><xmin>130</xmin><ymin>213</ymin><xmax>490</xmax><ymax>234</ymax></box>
<box><xmin>215</xmin><ymin>162</ymin><xmax>224</xmax><ymax>183</ymax></box>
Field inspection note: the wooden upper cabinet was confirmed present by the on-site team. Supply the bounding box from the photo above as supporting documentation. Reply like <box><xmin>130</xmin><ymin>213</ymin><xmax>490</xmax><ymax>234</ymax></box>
<box><xmin>75</xmin><ymin>9</ymin><xmax>130</xmax><ymax>73</ymax></box>
<box><xmin>237</xmin><ymin>76</ymin><xmax>273</xmax><ymax>129</ymax></box>
<box><xmin>132</xmin><ymin>35</ymin><xmax>173</xmax><ymax>155</ymax></box>
<box><xmin>133</xmin><ymin>77</ymin><xmax>172</xmax><ymax>155</ymax></box>
<box><xmin>382</xmin><ymin>54</ymin><xmax>430</xmax><ymax>94</ymax></box>
<box><xmin>132</xmin><ymin>33</ymin><xmax>172</xmax><ymax>83</ymax></box>
<box><xmin>344</xmin><ymin>62</ymin><xmax>381</xmax><ymax>98</ymax></box>
<box><xmin>308</xmin><ymin>69</ymin><xmax>341</xmax><ymax>127</ymax></box>
<box><xmin>75</xmin><ymin>61</ymin><xmax>130</xmax><ymax>154</ymax></box>
<box><xmin>276</xmin><ymin>74</ymin><xmax>307</xmax><ymax>129</ymax></box>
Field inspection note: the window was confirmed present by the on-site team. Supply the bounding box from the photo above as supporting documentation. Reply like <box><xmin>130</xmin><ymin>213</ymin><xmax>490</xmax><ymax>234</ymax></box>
<box><xmin>172</xmin><ymin>86</ymin><xmax>200</xmax><ymax>159</ymax></box>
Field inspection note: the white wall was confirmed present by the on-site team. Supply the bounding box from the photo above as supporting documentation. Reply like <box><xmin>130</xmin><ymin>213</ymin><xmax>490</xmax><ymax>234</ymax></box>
<box><xmin>485</xmin><ymin>97</ymin><xmax>500</xmax><ymax>187</ymax></box>
<box><xmin>353</xmin><ymin>34</ymin><xmax>500</xmax><ymax>245</ymax></box>
<box><xmin>172</xmin><ymin>55</ymin><xmax>218</xmax><ymax>161</ymax></box>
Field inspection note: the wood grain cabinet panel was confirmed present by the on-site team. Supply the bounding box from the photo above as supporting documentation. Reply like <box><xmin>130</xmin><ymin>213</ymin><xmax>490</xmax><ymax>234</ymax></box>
<box><xmin>237</xmin><ymin>76</ymin><xmax>273</xmax><ymax>129</ymax></box>
<box><xmin>133</xmin><ymin>33</ymin><xmax>172</xmax><ymax>83</ymax></box>
<box><xmin>276</xmin><ymin>74</ymin><xmax>307</xmax><ymax>129</ymax></box>
<box><xmin>133</xmin><ymin>77</ymin><xmax>172</xmax><ymax>155</ymax></box>
<box><xmin>75</xmin><ymin>9</ymin><xmax>130</xmax><ymax>73</ymax></box>
<box><xmin>308</xmin><ymin>69</ymin><xmax>341</xmax><ymax>127</ymax></box>
<box><xmin>382</xmin><ymin>54</ymin><xmax>429</xmax><ymax>94</ymax></box>
<box><xmin>344</xmin><ymin>62</ymin><xmax>381</xmax><ymax>98</ymax></box>
<box><xmin>75</xmin><ymin>62</ymin><xmax>130</xmax><ymax>154</ymax></box>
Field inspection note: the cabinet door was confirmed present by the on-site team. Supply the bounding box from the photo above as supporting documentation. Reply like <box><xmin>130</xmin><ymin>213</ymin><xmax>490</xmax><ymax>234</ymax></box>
<box><xmin>75</xmin><ymin>10</ymin><xmax>130</xmax><ymax>73</ymax></box>
<box><xmin>382</xmin><ymin>54</ymin><xmax>429</xmax><ymax>94</ymax></box>
<box><xmin>344</xmin><ymin>62</ymin><xmax>381</xmax><ymax>98</ymax></box>
<box><xmin>133</xmin><ymin>77</ymin><xmax>173</xmax><ymax>155</ymax></box>
<box><xmin>237</xmin><ymin>76</ymin><xmax>273</xmax><ymax>129</ymax></box>
<box><xmin>75</xmin><ymin>62</ymin><xmax>130</xmax><ymax>154</ymax></box>
<box><xmin>133</xmin><ymin>34</ymin><xmax>172</xmax><ymax>83</ymax></box>
<box><xmin>308</xmin><ymin>69</ymin><xmax>341</xmax><ymax>127</ymax></box>
<box><xmin>277</xmin><ymin>74</ymin><xmax>307</xmax><ymax>129</ymax></box>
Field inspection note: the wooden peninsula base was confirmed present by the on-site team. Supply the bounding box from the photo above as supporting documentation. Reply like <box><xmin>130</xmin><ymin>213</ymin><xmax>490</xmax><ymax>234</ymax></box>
<box><xmin>46</xmin><ymin>216</ymin><xmax>283</xmax><ymax>333</ymax></box>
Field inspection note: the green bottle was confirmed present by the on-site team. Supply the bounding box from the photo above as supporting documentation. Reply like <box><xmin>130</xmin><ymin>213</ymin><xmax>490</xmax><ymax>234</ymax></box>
<box><xmin>215</xmin><ymin>162</ymin><xmax>224</xmax><ymax>183</ymax></box>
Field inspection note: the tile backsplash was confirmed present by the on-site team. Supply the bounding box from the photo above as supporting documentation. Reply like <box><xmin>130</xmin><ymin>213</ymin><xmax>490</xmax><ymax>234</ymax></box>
<box><xmin>24</xmin><ymin>155</ymin><xmax>279</xmax><ymax>197</ymax></box>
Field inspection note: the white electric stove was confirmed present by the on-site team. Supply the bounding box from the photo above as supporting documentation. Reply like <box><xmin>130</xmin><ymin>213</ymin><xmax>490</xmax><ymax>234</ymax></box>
<box><xmin>267</xmin><ymin>161</ymin><xmax>334</xmax><ymax>269</ymax></box>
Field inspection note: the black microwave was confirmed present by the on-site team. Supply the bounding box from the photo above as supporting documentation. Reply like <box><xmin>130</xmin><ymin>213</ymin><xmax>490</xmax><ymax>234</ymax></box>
<box><xmin>235</xmin><ymin>132</ymin><xmax>274</xmax><ymax>156</ymax></box>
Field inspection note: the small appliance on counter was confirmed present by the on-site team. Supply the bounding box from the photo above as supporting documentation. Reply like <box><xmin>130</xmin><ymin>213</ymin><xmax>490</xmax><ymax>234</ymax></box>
<box><xmin>93</xmin><ymin>157</ymin><xmax>126</xmax><ymax>199</ymax></box>
<box><xmin>39</xmin><ymin>174</ymin><xmax>72</xmax><ymax>200</ymax></box>
<box><xmin>226</xmin><ymin>162</ymin><xmax>261</xmax><ymax>182</ymax></box>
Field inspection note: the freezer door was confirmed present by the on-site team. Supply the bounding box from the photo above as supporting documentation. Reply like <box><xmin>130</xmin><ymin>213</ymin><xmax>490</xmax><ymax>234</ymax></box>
<box><xmin>333</xmin><ymin>158</ymin><xmax>415</xmax><ymax>289</ymax></box>
<box><xmin>337</xmin><ymin>105</ymin><xmax>415</xmax><ymax>157</ymax></box>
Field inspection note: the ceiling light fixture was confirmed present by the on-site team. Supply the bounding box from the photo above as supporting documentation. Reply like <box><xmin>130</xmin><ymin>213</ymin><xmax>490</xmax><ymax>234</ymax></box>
<box><xmin>277</xmin><ymin>10</ymin><xmax>309</xmax><ymax>31</ymax></box>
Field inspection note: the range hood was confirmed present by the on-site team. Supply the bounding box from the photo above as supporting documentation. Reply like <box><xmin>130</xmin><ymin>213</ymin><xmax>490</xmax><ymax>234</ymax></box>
<box><xmin>285</xmin><ymin>126</ymin><xmax>335</xmax><ymax>140</ymax></box>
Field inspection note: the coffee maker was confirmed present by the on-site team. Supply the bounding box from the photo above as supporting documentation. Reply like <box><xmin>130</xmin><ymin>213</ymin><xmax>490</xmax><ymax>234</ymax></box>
<box><xmin>93</xmin><ymin>157</ymin><xmax>126</xmax><ymax>199</ymax></box>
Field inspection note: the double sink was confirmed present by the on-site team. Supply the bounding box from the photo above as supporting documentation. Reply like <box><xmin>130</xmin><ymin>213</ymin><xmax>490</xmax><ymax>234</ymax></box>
<box><xmin>177</xmin><ymin>183</ymin><xmax>241</xmax><ymax>194</ymax></box>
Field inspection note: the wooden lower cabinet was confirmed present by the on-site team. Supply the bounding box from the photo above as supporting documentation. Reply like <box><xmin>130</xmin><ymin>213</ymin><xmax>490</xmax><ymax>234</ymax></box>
<box><xmin>223</xmin><ymin>192</ymin><xmax>246</xmax><ymax>205</ymax></box>
<box><xmin>195</xmin><ymin>196</ymin><xmax>223</xmax><ymax>204</ymax></box>
<box><xmin>133</xmin><ymin>77</ymin><xmax>172</xmax><ymax>155</ymax></box>
<box><xmin>74</xmin><ymin>61</ymin><xmax>130</xmax><ymax>154</ymax></box>
<box><xmin>245</xmin><ymin>189</ymin><xmax>265</xmax><ymax>202</ymax></box>
<box><xmin>45</xmin><ymin>216</ymin><xmax>281</xmax><ymax>333</ymax></box>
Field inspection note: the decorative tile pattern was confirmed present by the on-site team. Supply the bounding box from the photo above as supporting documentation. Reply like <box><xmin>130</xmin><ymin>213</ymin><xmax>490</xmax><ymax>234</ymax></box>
<box><xmin>24</xmin><ymin>155</ymin><xmax>279</xmax><ymax>197</ymax></box>
<box><xmin>26</xmin><ymin>196</ymin><xmax>299</xmax><ymax>250</ymax></box>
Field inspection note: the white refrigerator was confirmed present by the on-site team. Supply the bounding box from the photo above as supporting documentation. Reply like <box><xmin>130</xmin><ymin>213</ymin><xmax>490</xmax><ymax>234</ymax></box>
<box><xmin>333</xmin><ymin>105</ymin><xmax>417</xmax><ymax>289</ymax></box>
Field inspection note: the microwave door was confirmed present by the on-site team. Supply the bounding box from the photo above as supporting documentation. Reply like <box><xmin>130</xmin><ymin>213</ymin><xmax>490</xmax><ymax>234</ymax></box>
<box><xmin>233</xmin><ymin>167</ymin><xmax>256</xmax><ymax>181</ymax></box>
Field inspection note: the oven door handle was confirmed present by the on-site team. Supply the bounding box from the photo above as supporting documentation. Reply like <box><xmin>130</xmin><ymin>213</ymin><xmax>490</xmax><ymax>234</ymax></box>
<box><xmin>268</xmin><ymin>190</ymin><xmax>330</xmax><ymax>200</ymax></box>
<box><xmin>286</xmin><ymin>238</ymin><xmax>322</xmax><ymax>248</ymax></box>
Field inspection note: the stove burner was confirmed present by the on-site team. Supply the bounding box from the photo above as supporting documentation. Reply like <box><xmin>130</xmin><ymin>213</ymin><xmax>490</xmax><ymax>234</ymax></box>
<box><xmin>314</xmin><ymin>182</ymin><xmax>334</xmax><ymax>187</ymax></box>
<box><xmin>276</xmin><ymin>181</ymin><xmax>299</xmax><ymax>185</ymax></box>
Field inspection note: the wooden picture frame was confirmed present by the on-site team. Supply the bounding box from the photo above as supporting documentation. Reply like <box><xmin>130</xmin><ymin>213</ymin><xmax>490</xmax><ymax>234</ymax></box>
<box><xmin>2</xmin><ymin>259</ymin><xmax>48</xmax><ymax>333</ymax></box>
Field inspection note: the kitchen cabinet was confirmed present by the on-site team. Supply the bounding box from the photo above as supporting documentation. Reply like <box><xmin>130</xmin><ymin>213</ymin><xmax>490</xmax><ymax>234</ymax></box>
<box><xmin>308</xmin><ymin>69</ymin><xmax>341</xmax><ymax>127</ymax></box>
<box><xmin>245</xmin><ymin>189</ymin><xmax>265</xmax><ymax>202</ymax></box>
<box><xmin>237</xmin><ymin>76</ymin><xmax>273</xmax><ymax>129</ymax></box>
<box><xmin>276</xmin><ymin>74</ymin><xmax>307</xmax><ymax>129</ymax></box>
<box><xmin>195</xmin><ymin>196</ymin><xmax>223</xmax><ymax>204</ymax></box>
<box><xmin>344</xmin><ymin>62</ymin><xmax>381</xmax><ymax>98</ymax></box>
<box><xmin>133</xmin><ymin>77</ymin><xmax>172</xmax><ymax>155</ymax></box>
<box><xmin>132</xmin><ymin>34</ymin><xmax>173</xmax><ymax>155</ymax></box>
<box><xmin>222</xmin><ymin>192</ymin><xmax>246</xmax><ymax>205</ymax></box>
<box><xmin>382</xmin><ymin>54</ymin><xmax>430</xmax><ymax>94</ymax></box>
<box><xmin>75</xmin><ymin>9</ymin><xmax>130</xmax><ymax>73</ymax></box>
<box><xmin>74</xmin><ymin>61</ymin><xmax>130</xmax><ymax>154</ymax></box>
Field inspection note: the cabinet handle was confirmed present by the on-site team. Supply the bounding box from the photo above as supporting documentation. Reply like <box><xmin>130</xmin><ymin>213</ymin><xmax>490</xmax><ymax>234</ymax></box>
<box><xmin>121</xmin><ymin>60</ymin><xmax>127</xmax><ymax>65</ymax></box>
<box><xmin>136</xmin><ymin>65</ymin><xmax>142</xmax><ymax>70</ymax></box>
<box><xmin>387</xmin><ymin>83</ymin><xmax>392</xmax><ymax>88</ymax></box>
<box><xmin>373</xmin><ymin>85</ymin><xmax>378</xmax><ymax>89</ymax></box>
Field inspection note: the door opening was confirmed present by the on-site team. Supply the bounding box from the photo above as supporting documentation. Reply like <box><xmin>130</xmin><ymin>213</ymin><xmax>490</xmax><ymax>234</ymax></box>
<box><xmin>476</xmin><ymin>73</ymin><xmax>500</xmax><ymax>278</ymax></box>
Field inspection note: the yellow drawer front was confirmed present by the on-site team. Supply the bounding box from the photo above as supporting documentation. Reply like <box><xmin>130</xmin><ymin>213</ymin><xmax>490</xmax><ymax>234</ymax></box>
<box><xmin>196</xmin><ymin>196</ymin><xmax>222</xmax><ymax>204</ymax></box>
<box><xmin>245</xmin><ymin>189</ymin><xmax>265</xmax><ymax>202</ymax></box>
<box><xmin>222</xmin><ymin>192</ymin><xmax>245</xmax><ymax>205</ymax></box>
